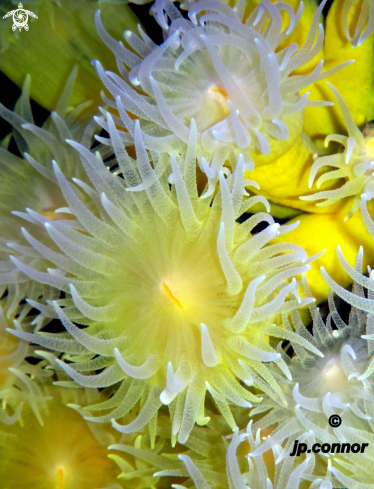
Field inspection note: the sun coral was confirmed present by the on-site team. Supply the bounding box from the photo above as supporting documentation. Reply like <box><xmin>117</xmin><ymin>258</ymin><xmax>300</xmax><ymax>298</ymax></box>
<box><xmin>112</xmin><ymin>408</ymin><xmax>332</xmax><ymax>489</ymax></box>
<box><xmin>301</xmin><ymin>83</ymin><xmax>374</xmax><ymax>219</ymax></box>
<box><xmin>0</xmin><ymin>386</ymin><xmax>123</xmax><ymax>489</ymax></box>
<box><xmin>301</xmin><ymin>84</ymin><xmax>374</xmax><ymax>219</ymax></box>
<box><xmin>0</xmin><ymin>69</ymin><xmax>102</xmax><ymax>324</ymax></box>
<box><xmin>248</xmin><ymin>260</ymin><xmax>374</xmax><ymax>488</ymax></box>
<box><xmin>177</xmin><ymin>426</ymin><xmax>334</xmax><ymax>489</ymax></box>
<box><xmin>8</xmin><ymin>112</ymin><xmax>319</xmax><ymax>443</ymax></box>
<box><xmin>108</xmin><ymin>409</ymin><xmax>234</xmax><ymax>488</ymax></box>
<box><xmin>94</xmin><ymin>0</ymin><xmax>347</xmax><ymax>174</ymax></box>
<box><xmin>0</xmin><ymin>292</ymin><xmax>51</xmax><ymax>425</ymax></box>
<box><xmin>1</xmin><ymin>1</ymin><xmax>374</xmax><ymax>487</ymax></box>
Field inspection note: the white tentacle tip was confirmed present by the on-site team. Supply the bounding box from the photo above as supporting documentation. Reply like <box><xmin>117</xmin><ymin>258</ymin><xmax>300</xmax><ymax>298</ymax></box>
<box><xmin>348</xmin><ymin>372</ymin><xmax>359</xmax><ymax>381</ymax></box>
<box><xmin>343</xmin><ymin>344</ymin><xmax>356</xmax><ymax>360</ymax></box>
<box><xmin>270</xmin><ymin>223</ymin><xmax>280</xmax><ymax>234</ymax></box>
<box><xmin>55</xmin><ymin>358</ymin><xmax>65</xmax><ymax>368</ymax></box>
<box><xmin>6</xmin><ymin>328</ymin><xmax>18</xmax><ymax>336</ymax></box>
<box><xmin>68</xmin><ymin>283</ymin><xmax>76</xmax><ymax>293</ymax></box>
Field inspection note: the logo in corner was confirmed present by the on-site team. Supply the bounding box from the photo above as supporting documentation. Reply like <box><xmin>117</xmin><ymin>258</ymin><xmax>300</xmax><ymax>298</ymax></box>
<box><xmin>3</xmin><ymin>3</ymin><xmax>38</xmax><ymax>32</ymax></box>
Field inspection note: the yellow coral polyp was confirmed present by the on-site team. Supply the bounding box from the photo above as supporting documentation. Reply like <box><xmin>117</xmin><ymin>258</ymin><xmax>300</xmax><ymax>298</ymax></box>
<box><xmin>249</xmin><ymin>258</ymin><xmax>374</xmax><ymax>488</ymax></box>
<box><xmin>302</xmin><ymin>83</ymin><xmax>374</xmax><ymax>218</ymax></box>
<box><xmin>95</xmin><ymin>0</ymin><xmax>348</xmax><ymax>171</ymax></box>
<box><xmin>0</xmin><ymin>295</ymin><xmax>51</xmax><ymax>425</ymax></box>
<box><xmin>0</xmin><ymin>69</ymin><xmax>98</xmax><ymax>311</ymax></box>
<box><xmin>9</xmin><ymin>116</ymin><xmax>319</xmax><ymax>444</ymax></box>
<box><xmin>0</xmin><ymin>390</ymin><xmax>120</xmax><ymax>489</ymax></box>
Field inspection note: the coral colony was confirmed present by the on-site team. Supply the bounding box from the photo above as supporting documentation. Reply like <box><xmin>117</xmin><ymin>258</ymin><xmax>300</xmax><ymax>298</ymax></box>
<box><xmin>2</xmin><ymin>0</ymin><xmax>374</xmax><ymax>488</ymax></box>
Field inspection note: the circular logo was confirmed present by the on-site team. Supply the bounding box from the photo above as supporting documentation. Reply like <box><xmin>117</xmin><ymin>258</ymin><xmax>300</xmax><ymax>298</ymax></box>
<box><xmin>329</xmin><ymin>414</ymin><xmax>342</xmax><ymax>428</ymax></box>
<box><xmin>13</xmin><ymin>9</ymin><xmax>28</xmax><ymax>29</ymax></box>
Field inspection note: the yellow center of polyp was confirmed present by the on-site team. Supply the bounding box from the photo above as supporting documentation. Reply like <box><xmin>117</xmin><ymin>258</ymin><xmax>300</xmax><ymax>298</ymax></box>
<box><xmin>40</xmin><ymin>210</ymin><xmax>70</xmax><ymax>221</ymax></box>
<box><xmin>161</xmin><ymin>282</ymin><xmax>184</xmax><ymax>310</ymax></box>
<box><xmin>56</xmin><ymin>468</ymin><xmax>64</xmax><ymax>489</ymax></box>
<box><xmin>322</xmin><ymin>359</ymin><xmax>347</xmax><ymax>392</ymax></box>
<box><xmin>325</xmin><ymin>362</ymin><xmax>341</xmax><ymax>382</ymax></box>
<box><xmin>207</xmin><ymin>86</ymin><xmax>228</xmax><ymax>99</ymax></box>
<box><xmin>194</xmin><ymin>84</ymin><xmax>231</xmax><ymax>131</ymax></box>
<box><xmin>40</xmin><ymin>211</ymin><xmax>56</xmax><ymax>220</ymax></box>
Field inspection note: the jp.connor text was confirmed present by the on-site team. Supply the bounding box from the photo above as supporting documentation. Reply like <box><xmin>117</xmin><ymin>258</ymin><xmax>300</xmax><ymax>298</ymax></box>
<box><xmin>290</xmin><ymin>439</ymin><xmax>369</xmax><ymax>457</ymax></box>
